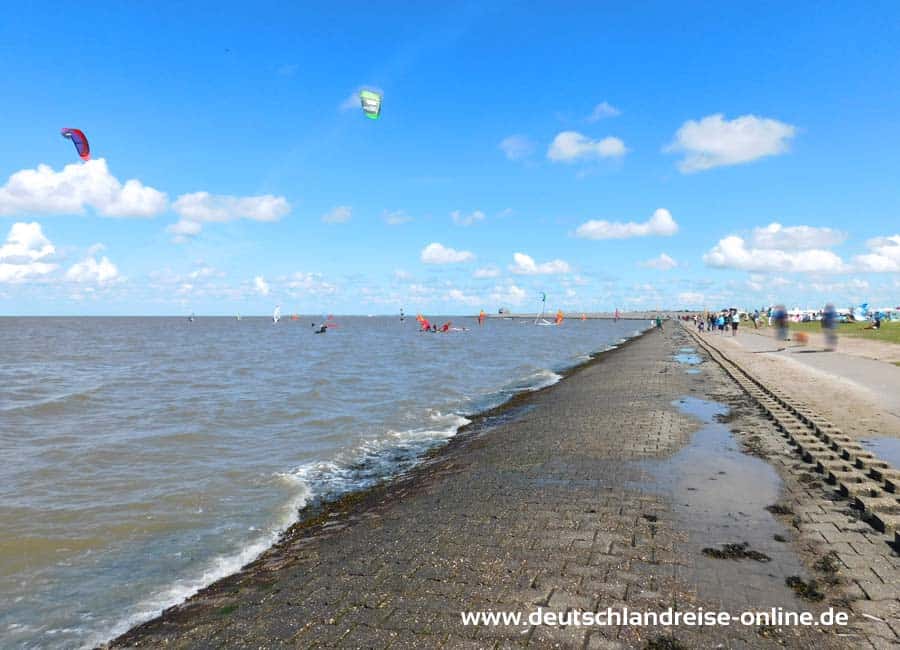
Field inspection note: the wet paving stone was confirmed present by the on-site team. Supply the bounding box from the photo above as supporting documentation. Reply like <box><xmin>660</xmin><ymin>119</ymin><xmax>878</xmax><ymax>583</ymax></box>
<box><xmin>108</xmin><ymin>326</ymin><xmax>882</xmax><ymax>649</ymax></box>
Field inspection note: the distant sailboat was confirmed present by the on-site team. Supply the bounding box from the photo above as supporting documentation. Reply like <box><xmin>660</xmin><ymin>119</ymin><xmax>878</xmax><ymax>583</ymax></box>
<box><xmin>273</xmin><ymin>305</ymin><xmax>281</xmax><ymax>324</ymax></box>
<box><xmin>235</xmin><ymin>313</ymin><xmax>241</xmax><ymax>321</ymax></box>
<box><xmin>535</xmin><ymin>292</ymin><xmax>554</xmax><ymax>326</ymax></box>
<box><xmin>188</xmin><ymin>313</ymin><xmax>195</xmax><ymax>323</ymax></box>
<box><xmin>400</xmin><ymin>307</ymin><xmax>405</xmax><ymax>322</ymax></box>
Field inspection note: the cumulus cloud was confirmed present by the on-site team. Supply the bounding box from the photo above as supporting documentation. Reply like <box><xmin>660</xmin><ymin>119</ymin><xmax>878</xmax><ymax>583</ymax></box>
<box><xmin>66</xmin><ymin>255</ymin><xmax>120</xmax><ymax>284</ymax></box>
<box><xmin>666</xmin><ymin>114</ymin><xmax>796</xmax><ymax>173</ymax></box>
<box><xmin>751</xmin><ymin>223</ymin><xmax>845</xmax><ymax>250</ymax></box>
<box><xmin>169</xmin><ymin>191</ymin><xmax>290</xmax><ymax>241</ymax></box>
<box><xmin>499</xmin><ymin>135</ymin><xmax>534</xmax><ymax>161</ymax></box>
<box><xmin>678</xmin><ymin>292</ymin><xmax>706</xmax><ymax>306</ymax></box>
<box><xmin>489</xmin><ymin>283</ymin><xmax>527</xmax><ymax>305</ymax></box>
<box><xmin>509</xmin><ymin>252</ymin><xmax>571</xmax><ymax>275</ymax></box>
<box><xmin>0</xmin><ymin>159</ymin><xmax>167</xmax><ymax>218</ymax></box>
<box><xmin>451</xmin><ymin>209</ymin><xmax>485</xmax><ymax>226</ymax></box>
<box><xmin>641</xmin><ymin>253</ymin><xmax>678</xmax><ymax>271</ymax></box>
<box><xmin>446</xmin><ymin>288</ymin><xmax>482</xmax><ymax>306</ymax></box>
<box><xmin>703</xmin><ymin>235</ymin><xmax>847</xmax><ymax>273</ymax></box>
<box><xmin>286</xmin><ymin>271</ymin><xmax>336</xmax><ymax>295</ymax></box>
<box><xmin>575</xmin><ymin>208</ymin><xmax>678</xmax><ymax>240</ymax></box>
<box><xmin>855</xmin><ymin>235</ymin><xmax>900</xmax><ymax>272</ymax></box>
<box><xmin>322</xmin><ymin>205</ymin><xmax>352</xmax><ymax>224</ymax></box>
<box><xmin>421</xmin><ymin>242</ymin><xmax>474</xmax><ymax>264</ymax></box>
<box><xmin>166</xmin><ymin>219</ymin><xmax>203</xmax><ymax>243</ymax></box>
<box><xmin>0</xmin><ymin>222</ymin><xmax>58</xmax><ymax>283</ymax></box>
<box><xmin>548</xmin><ymin>131</ymin><xmax>627</xmax><ymax>162</ymax></box>
<box><xmin>473</xmin><ymin>266</ymin><xmax>501</xmax><ymax>278</ymax></box>
<box><xmin>173</xmin><ymin>192</ymin><xmax>289</xmax><ymax>223</ymax></box>
<box><xmin>586</xmin><ymin>101</ymin><xmax>621</xmax><ymax>122</ymax></box>
<box><xmin>383</xmin><ymin>210</ymin><xmax>413</xmax><ymax>225</ymax></box>
<box><xmin>254</xmin><ymin>276</ymin><xmax>270</xmax><ymax>296</ymax></box>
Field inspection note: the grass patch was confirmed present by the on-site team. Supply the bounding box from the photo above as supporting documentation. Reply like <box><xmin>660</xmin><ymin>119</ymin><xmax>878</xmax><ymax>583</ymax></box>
<box><xmin>783</xmin><ymin>320</ymin><xmax>900</xmax><ymax>344</ymax></box>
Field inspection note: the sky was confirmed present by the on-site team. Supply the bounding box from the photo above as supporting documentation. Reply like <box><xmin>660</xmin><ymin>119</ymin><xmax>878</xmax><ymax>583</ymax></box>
<box><xmin>1</xmin><ymin>2</ymin><xmax>899</xmax><ymax>315</ymax></box>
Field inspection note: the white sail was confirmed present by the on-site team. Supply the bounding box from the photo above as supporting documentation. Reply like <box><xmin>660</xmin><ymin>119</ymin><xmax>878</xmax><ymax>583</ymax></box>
<box><xmin>535</xmin><ymin>292</ymin><xmax>549</xmax><ymax>325</ymax></box>
<box><xmin>273</xmin><ymin>305</ymin><xmax>281</xmax><ymax>323</ymax></box>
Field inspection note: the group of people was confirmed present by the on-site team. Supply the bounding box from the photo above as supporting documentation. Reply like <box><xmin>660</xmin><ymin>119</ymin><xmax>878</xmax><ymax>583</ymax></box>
<box><xmin>691</xmin><ymin>304</ymin><xmax>845</xmax><ymax>352</ymax></box>
<box><xmin>694</xmin><ymin>309</ymin><xmax>740</xmax><ymax>336</ymax></box>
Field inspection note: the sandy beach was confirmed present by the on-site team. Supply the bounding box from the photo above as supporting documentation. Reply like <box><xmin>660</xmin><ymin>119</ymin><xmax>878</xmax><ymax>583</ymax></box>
<box><xmin>107</xmin><ymin>324</ymin><xmax>900</xmax><ymax>648</ymax></box>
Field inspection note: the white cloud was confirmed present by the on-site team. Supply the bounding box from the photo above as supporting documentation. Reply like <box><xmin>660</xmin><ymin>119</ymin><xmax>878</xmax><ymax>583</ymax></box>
<box><xmin>678</xmin><ymin>292</ymin><xmax>706</xmax><ymax>306</ymax></box>
<box><xmin>451</xmin><ymin>209</ymin><xmax>485</xmax><ymax>226</ymax></box>
<box><xmin>393</xmin><ymin>269</ymin><xmax>412</xmax><ymax>281</ymax></box>
<box><xmin>446</xmin><ymin>288</ymin><xmax>482</xmax><ymax>306</ymax></box>
<box><xmin>641</xmin><ymin>253</ymin><xmax>678</xmax><ymax>271</ymax></box>
<box><xmin>254</xmin><ymin>276</ymin><xmax>270</xmax><ymax>296</ymax></box>
<box><xmin>489</xmin><ymin>283</ymin><xmax>527</xmax><ymax>306</ymax></box>
<box><xmin>173</xmin><ymin>192</ymin><xmax>289</xmax><ymax>223</ymax></box>
<box><xmin>575</xmin><ymin>208</ymin><xmax>679</xmax><ymax>240</ymax></box>
<box><xmin>751</xmin><ymin>223</ymin><xmax>845</xmax><ymax>250</ymax></box>
<box><xmin>499</xmin><ymin>135</ymin><xmax>534</xmax><ymax>161</ymax></box>
<box><xmin>322</xmin><ymin>205</ymin><xmax>352</xmax><ymax>224</ymax></box>
<box><xmin>586</xmin><ymin>101</ymin><xmax>621</xmax><ymax>122</ymax></box>
<box><xmin>286</xmin><ymin>272</ymin><xmax>336</xmax><ymax>295</ymax></box>
<box><xmin>548</xmin><ymin>131</ymin><xmax>627</xmax><ymax>162</ymax></box>
<box><xmin>383</xmin><ymin>210</ymin><xmax>413</xmax><ymax>225</ymax></box>
<box><xmin>66</xmin><ymin>255</ymin><xmax>120</xmax><ymax>284</ymax></box>
<box><xmin>0</xmin><ymin>159</ymin><xmax>167</xmax><ymax>218</ymax></box>
<box><xmin>169</xmin><ymin>192</ymin><xmax>290</xmax><ymax>241</ymax></box>
<box><xmin>854</xmin><ymin>235</ymin><xmax>900</xmax><ymax>272</ymax></box>
<box><xmin>0</xmin><ymin>222</ymin><xmax>58</xmax><ymax>283</ymax></box>
<box><xmin>166</xmin><ymin>219</ymin><xmax>203</xmax><ymax>243</ymax></box>
<box><xmin>509</xmin><ymin>252</ymin><xmax>571</xmax><ymax>275</ymax></box>
<box><xmin>666</xmin><ymin>114</ymin><xmax>797</xmax><ymax>173</ymax></box>
<box><xmin>421</xmin><ymin>242</ymin><xmax>474</xmax><ymax>264</ymax></box>
<box><xmin>473</xmin><ymin>266</ymin><xmax>501</xmax><ymax>279</ymax></box>
<box><xmin>703</xmin><ymin>235</ymin><xmax>847</xmax><ymax>273</ymax></box>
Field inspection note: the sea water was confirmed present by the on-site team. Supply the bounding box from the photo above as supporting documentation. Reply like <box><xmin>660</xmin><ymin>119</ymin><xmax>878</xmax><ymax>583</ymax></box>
<box><xmin>0</xmin><ymin>316</ymin><xmax>644</xmax><ymax>648</ymax></box>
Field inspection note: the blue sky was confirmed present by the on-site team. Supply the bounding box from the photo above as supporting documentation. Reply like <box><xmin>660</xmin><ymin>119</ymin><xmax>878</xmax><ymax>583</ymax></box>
<box><xmin>1</xmin><ymin>2</ymin><xmax>899</xmax><ymax>315</ymax></box>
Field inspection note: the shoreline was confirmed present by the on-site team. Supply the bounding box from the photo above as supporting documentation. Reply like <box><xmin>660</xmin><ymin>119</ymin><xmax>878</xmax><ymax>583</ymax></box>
<box><xmin>107</xmin><ymin>323</ymin><xmax>898</xmax><ymax>648</ymax></box>
<box><xmin>102</xmin><ymin>329</ymin><xmax>649</xmax><ymax>647</ymax></box>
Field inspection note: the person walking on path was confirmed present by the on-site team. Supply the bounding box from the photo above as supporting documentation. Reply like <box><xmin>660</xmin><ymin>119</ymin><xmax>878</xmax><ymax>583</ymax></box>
<box><xmin>822</xmin><ymin>303</ymin><xmax>838</xmax><ymax>351</ymax></box>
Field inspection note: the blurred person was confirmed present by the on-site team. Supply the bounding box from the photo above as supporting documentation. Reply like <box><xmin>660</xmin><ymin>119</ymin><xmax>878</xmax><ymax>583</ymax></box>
<box><xmin>822</xmin><ymin>303</ymin><xmax>838</xmax><ymax>351</ymax></box>
<box><xmin>730</xmin><ymin>309</ymin><xmax>739</xmax><ymax>336</ymax></box>
<box><xmin>773</xmin><ymin>304</ymin><xmax>789</xmax><ymax>345</ymax></box>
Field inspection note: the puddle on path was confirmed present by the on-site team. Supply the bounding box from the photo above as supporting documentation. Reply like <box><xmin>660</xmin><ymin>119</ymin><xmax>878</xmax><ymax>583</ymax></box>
<box><xmin>673</xmin><ymin>347</ymin><xmax>702</xmax><ymax>374</ymax></box>
<box><xmin>634</xmin><ymin>396</ymin><xmax>812</xmax><ymax>609</ymax></box>
<box><xmin>860</xmin><ymin>437</ymin><xmax>900</xmax><ymax>469</ymax></box>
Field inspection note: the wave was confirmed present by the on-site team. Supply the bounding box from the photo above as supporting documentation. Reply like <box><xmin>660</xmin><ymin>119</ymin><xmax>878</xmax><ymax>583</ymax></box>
<box><xmin>89</xmin><ymin>482</ymin><xmax>311</xmax><ymax>650</ymax></box>
<box><xmin>91</xmin><ymin>335</ymin><xmax>644</xmax><ymax>648</ymax></box>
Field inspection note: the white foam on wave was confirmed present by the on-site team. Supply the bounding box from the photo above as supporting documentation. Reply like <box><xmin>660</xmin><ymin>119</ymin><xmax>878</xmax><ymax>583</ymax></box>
<box><xmin>283</xmin><ymin>409</ymin><xmax>472</xmax><ymax>500</ymax></box>
<box><xmin>89</xmin><ymin>479</ymin><xmax>311</xmax><ymax>650</ymax></box>
<box><xmin>524</xmin><ymin>368</ymin><xmax>563</xmax><ymax>391</ymax></box>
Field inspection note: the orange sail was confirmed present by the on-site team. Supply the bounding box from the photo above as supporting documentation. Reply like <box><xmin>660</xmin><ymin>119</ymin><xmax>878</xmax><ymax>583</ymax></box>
<box><xmin>555</xmin><ymin>310</ymin><xmax>564</xmax><ymax>325</ymax></box>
